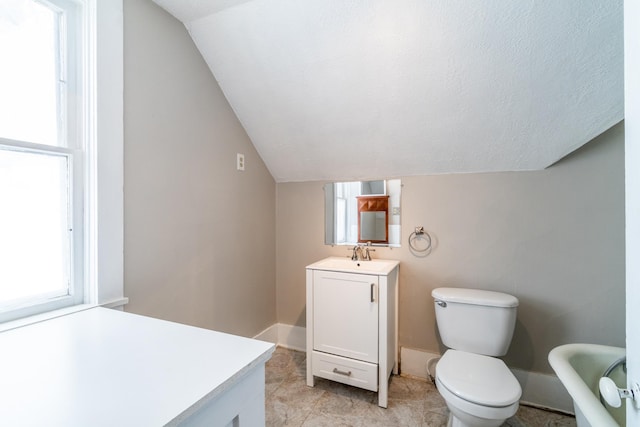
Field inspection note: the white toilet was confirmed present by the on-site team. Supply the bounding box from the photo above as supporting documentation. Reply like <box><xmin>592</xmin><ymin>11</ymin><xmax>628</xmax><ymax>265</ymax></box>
<box><xmin>432</xmin><ymin>287</ymin><xmax>522</xmax><ymax>427</ymax></box>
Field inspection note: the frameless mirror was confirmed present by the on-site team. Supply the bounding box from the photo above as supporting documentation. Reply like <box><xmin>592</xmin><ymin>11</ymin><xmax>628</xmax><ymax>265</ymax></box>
<box><xmin>324</xmin><ymin>179</ymin><xmax>401</xmax><ymax>247</ymax></box>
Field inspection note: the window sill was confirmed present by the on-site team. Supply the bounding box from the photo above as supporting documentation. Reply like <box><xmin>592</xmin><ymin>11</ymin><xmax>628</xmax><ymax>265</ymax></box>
<box><xmin>0</xmin><ymin>297</ymin><xmax>128</xmax><ymax>333</ymax></box>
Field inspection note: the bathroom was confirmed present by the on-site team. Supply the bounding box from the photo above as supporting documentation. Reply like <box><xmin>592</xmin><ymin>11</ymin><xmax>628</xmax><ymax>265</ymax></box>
<box><xmin>1</xmin><ymin>0</ymin><xmax>638</xmax><ymax>425</ymax></box>
<box><xmin>123</xmin><ymin>0</ymin><xmax>634</xmax><ymax>423</ymax></box>
<box><xmin>125</xmin><ymin>0</ymin><xmax>625</xmax><ymax>354</ymax></box>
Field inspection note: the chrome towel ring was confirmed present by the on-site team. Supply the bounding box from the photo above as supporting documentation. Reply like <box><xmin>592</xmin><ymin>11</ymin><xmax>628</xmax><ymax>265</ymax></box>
<box><xmin>409</xmin><ymin>226</ymin><xmax>432</xmax><ymax>253</ymax></box>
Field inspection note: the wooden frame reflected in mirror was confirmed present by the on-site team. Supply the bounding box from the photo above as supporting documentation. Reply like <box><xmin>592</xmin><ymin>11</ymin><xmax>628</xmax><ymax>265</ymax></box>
<box><xmin>356</xmin><ymin>195</ymin><xmax>389</xmax><ymax>243</ymax></box>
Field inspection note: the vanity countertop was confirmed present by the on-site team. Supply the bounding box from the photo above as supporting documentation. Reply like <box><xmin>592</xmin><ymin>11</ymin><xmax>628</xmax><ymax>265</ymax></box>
<box><xmin>0</xmin><ymin>307</ymin><xmax>274</xmax><ymax>426</ymax></box>
<box><xmin>307</xmin><ymin>256</ymin><xmax>400</xmax><ymax>275</ymax></box>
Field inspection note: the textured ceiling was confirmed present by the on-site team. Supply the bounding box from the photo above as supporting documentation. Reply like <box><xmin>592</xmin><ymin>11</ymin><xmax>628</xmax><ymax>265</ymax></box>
<box><xmin>153</xmin><ymin>0</ymin><xmax>624</xmax><ymax>183</ymax></box>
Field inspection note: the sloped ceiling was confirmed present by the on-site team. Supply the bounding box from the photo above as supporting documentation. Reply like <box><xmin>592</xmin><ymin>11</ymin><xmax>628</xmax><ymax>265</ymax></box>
<box><xmin>152</xmin><ymin>0</ymin><xmax>623</xmax><ymax>183</ymax></box>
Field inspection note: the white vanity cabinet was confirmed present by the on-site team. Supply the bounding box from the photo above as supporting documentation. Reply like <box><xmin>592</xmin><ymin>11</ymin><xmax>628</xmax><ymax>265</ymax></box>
<box><xmin>306</xmin><ymin>257</ymin><xmax>400</xmax><ymax>408</ymax></box>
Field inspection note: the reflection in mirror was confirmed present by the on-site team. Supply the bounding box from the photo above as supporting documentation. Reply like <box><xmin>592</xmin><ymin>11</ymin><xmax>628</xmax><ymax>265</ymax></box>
<box><xmin>361</xmin><ymin>180</ymin><xmax>385</xmax><ymax>195</ymax></box>
<box><xmin>357</xmin><ymin>195</ymin><xmax>388</xmax><ymax>243</ymax></box>
<box><xmin>360</xmin><ymin>212</ymin><xmax>387</xmax><ymax>242</ymax></box>
<box><xmin>324</xmin><ymin>179</ymin><xmax>401</xmax><ymax>247</ymax></box>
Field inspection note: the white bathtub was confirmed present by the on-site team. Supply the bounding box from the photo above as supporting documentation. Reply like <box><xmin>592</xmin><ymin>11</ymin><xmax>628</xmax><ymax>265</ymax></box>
<box><xmin>549</xmin><ymin>343</ymin><xmax>626</xmax><ymax>427</ymax></box>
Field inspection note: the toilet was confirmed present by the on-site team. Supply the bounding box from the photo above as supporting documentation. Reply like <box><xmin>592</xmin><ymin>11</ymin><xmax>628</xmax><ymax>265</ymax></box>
<box><xmin>432</xmin><ymin>287</ymin><xmax>522</xmax><ymax>427</ymax></box>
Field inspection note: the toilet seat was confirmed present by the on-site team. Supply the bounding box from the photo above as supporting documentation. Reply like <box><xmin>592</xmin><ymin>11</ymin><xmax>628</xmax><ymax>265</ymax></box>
<box><xmin>436</xmin><ymin>375</ymin><xmax>519</xmax><ymax>422</ymax></box>
<box><xmin>437</xmin><ymin>350</ymin><xmax>521</xmax><ymax>408</ymax></box>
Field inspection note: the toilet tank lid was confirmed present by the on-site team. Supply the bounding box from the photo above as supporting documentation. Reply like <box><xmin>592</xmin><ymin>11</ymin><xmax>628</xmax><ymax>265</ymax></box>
<box><xmin>432</xmin><ymin>288</ymin><xmax>518</xmax><ymax>308</ymax></box>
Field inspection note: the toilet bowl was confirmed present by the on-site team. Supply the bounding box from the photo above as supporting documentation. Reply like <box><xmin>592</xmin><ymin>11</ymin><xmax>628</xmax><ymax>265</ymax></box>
<box><xmin>435</xmin><ymin>350</ymin><xmax>521</xmax><ymax>427</ymax></box>
<box><xmin>432</xmin><ymin>288</ymin><xmax>522</xmax><ymax>427</ymax></box>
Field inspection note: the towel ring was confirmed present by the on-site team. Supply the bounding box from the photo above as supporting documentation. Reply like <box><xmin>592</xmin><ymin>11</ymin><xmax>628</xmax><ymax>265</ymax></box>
<box><xmin>408</xmin><ymin>228</ymin><xmax>432</xmax><ymax>253</ymax></box>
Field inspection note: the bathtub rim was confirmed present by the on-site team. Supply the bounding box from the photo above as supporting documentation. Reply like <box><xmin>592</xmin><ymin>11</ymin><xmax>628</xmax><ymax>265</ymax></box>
<box><xmin>548</xmin><ymin>343</ymin><xmax>625</xmax><ymax>427</ymax></box>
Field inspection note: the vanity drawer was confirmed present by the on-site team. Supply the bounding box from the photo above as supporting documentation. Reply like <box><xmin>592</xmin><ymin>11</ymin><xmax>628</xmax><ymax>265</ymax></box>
<box><xmin>312</xmin><ymin>351</ymin><xmax>378</xmax><ymax>392</ymax></box>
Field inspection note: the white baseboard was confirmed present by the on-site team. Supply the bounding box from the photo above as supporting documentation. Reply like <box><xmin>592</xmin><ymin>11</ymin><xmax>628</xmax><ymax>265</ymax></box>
<box><xmin>254</xmin><ymin>325</ymin><xmax>574</xmax><ymax>414</ymax></box>
<box><xmin>254</xmin><ymin>323</ymin><xmax>306</xmax><ymax>352</ymax></box>
<box><xmin>254</xmin><ymin>323</ymin><xmax>279</xmax><ymax>344</ymax></box>
<box><xmin>400</xmin><ymin>347</ymin><xmax>574</xmax><ymax>414</ymax></box>
<box><xmin>277</xmin><ymin>324</ymin><xmax>306</xmax><ymax>351</ymax></box>
<box><xmin>400</xmin><ymin>347</ymin><xmax>441</xmax><ymax>379</ymax></box>
<box><xmin>512</xmin><ymin>368</ymin><xmax>574</xmax><ymax>414</ymax></box>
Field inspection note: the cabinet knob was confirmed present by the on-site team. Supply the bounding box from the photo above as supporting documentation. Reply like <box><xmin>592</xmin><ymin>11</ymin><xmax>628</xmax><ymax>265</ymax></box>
<box><xmin>370</xmin><ymin>283</ymin><xmax>375</xmax><ymax>302</ymax></box>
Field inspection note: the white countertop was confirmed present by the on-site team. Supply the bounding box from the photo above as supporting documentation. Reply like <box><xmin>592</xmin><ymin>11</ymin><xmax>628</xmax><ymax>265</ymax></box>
<box><xmin>307</xmin><ymin>256</ymin><xmax>400</xmax><ymax>275</ymax></box>
<box><xmin>0</xmin><ymin>307</ymin><xmax>274</xmax><ymax>426</ymax></box>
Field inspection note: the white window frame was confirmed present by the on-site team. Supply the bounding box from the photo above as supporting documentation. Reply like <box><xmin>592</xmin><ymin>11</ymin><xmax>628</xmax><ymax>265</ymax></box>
<box><xmin>0</xmin><ymin>0</ymin><xmax>125</xmax><ymax>326</ymax></box>
<box><xmin>91</xmin><ymin>0</ymin><xmax>124</xmax><ymax>308</ymax></box>
<box><xmin>0</xmin><ymin>0</ymin><xmax>84</xmax><ymax>322</ymax></box>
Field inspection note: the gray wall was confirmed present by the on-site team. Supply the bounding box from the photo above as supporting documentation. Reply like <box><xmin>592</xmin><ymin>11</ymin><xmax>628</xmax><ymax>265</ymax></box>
<box><xmin>121</xmin><ymin>0</ymin><xmax>625</xmax><ymax>376</ymax></box>
<box><xmin>123</xmin><ymin>0</ymin><xmax>276</xmax><ymax>337</ymax></box>
<box><xmin>276</xmin><ymin>122</ymin><xmax>625</xmax><ymax>374</ymax></box>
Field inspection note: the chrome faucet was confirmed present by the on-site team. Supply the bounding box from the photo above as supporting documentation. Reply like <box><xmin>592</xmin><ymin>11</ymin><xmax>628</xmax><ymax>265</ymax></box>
<box><xmin>363</xmin><ymin>241</ymin><xmax>375</xmax><ymax>261</ymax></box>
<box><xmin>349</xmin><ymin>244</ymin><xmax>374</xmax><ymax>261</ymax></box>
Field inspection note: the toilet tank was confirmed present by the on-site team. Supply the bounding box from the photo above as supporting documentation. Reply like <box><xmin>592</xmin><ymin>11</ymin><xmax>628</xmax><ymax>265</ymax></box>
<box><xmin>432</xmin><ymin>287</ymin><xmax>519</xmax><ymax>357</ymax></box>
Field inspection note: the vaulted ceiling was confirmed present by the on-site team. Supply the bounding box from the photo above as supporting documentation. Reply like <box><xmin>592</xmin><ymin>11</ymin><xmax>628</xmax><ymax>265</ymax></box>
<box><xmin>153</xmin><ymin>0</ymin><xmax>624</xmax><ymax>183</ymax></box>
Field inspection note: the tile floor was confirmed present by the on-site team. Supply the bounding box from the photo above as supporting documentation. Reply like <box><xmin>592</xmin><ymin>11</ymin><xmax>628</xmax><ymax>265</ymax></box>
<box><xmin>265</xmin><ymin>347</ymin><xmax>577</xmax><ymax>427</ymax></box>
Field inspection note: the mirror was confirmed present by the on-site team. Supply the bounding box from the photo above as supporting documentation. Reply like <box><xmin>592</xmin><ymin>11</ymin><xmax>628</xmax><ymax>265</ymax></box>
<box><xmin>324</xmin><ymin>179</ymin><xmax>401</xmax><ymax>247</ymax></box>
<box><xmin>357</xmin><ymin>195</ymin><xmax>389</xmax><ymax>243</ymax></box>
<box><xmin>360</xmin><ymin>212</ymin><xmax>387</xmax><ymax>242</ymax></box>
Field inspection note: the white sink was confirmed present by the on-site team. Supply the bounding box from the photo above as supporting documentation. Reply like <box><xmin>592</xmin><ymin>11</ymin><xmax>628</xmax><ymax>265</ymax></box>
<box><xmin>306</xmin><ymin>256</ymin><xmax>399</xmax><ymax>275</ymax></box>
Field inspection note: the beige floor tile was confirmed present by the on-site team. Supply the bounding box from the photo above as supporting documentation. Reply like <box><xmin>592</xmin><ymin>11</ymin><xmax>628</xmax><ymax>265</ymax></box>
<box><xmin>266</xmin><ymin>348</ymin><xmax>576</xmax><ymax>427</ymax></box>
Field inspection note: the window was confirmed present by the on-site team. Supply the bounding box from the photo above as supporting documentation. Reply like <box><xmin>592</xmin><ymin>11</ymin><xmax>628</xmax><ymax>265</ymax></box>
<box><xmin>0</xmin><ymin>0</ymin><xmax>86</xmax><ymax>322</ymax></box>
<box><xmin>333</xmin><ymin>181</ymin><xmax>360</xmax><ymax>244</ymax></box>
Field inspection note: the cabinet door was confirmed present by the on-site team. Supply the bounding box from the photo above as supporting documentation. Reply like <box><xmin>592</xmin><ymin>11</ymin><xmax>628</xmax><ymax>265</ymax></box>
<box><xmin>313</xmin><ymin>270</ymin><xmax>378</xmax><ymax>363</ymax></box>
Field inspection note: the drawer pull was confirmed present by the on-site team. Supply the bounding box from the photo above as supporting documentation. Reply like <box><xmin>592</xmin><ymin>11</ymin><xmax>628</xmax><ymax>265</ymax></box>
<box><xmin>332</xmin><ymin>368</ymin><xmax>352</xmax><ymax>377</ymax></box>
<box><xmin>370</xmin><ymin>283</ymin><xmax>375</xmax><ymax>302</ymax></box>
